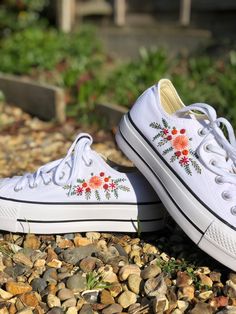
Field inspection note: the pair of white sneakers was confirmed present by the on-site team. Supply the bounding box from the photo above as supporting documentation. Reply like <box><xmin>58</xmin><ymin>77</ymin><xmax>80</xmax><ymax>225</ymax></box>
<box><xmin>0</xmin><ymin>79</ymin><xmax>235</xmax><ymax>271</ymax></box>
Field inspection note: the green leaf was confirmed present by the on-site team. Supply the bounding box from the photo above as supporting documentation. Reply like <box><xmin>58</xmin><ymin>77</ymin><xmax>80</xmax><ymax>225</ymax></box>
<box><xmin>118</xmin><ymin>185</ymin><xmax>130</xmax><ymax>192</ymax></box>
<box><xmin>95</xmin><ymin>190</ymin><xmax>101</xmax><ymax>201</ymax></box>
<box><xmin>189</xmin><ymin>158</ymin><xmax>201</xmax><ymax>174</ymax></box>
<box><xmin>162</xmin><ymin>118</ymin><xmax>169</xmax><ymax>128</ymax></box>
<box><xmin>152</xmin><ymin>132</ymin><xmax>163</xmax><ymax>141</ymax></box>
<box><xmin>163</xmin><ymin>146</ymin><xmax>174</xmax><ymax>155</ymax></box>
<box><xmin>149</xmin><ymin>122</ymin><xmax>161</xmax><ymax>129</ymax></box>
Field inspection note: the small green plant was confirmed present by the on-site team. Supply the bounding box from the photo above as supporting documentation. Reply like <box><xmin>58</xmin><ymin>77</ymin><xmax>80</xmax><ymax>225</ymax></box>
<box><xmin>86</xmin><ymin>271</ymin><xmax>111</xmax><ymax>290</ymax></box>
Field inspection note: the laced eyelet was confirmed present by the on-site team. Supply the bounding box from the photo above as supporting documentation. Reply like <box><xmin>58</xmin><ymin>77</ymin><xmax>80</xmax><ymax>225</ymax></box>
<box><xmin>14</xmin><ymin>186</ymin><xmax>22</xmax><ymax>192</ymax></box>
<box><xmin>86</xmin><ymin>159</ymin><xmax>93</xmax><ymax>167</ymax></box>
<box><xmin>215</xmin><ymin>176</ymin><xmax>224</xmax><ymax>185</ymax></box>
<box><xmin>230</xmin><ymin>206</ymin><xmax>236</xmax><ymax>215</ymax></box>
<box><xmin>198</xmin><ymin>128</ymin><xmax>206</xmax><ymax>137</ymax></box>
<box><xmin>59</xmin><ymin>171</ymin><xmax>65</xmax><ymax>180</ymax></box>
<box><xmin>29</xmin><ymin>183</ymin><xmax>38</xmax><ymax>189</ymax></box>
<box><xmin>44</xmin><ymin>178</ymin><xmax>52</xmax><ymax>185</ymax></box>
<box><xmin>209</xmin><ymin>159</ymin><xmax>217</xmax><ymax>166</ymax></box>
<box><xmin>221</xmin><ymin>191</ymin><xmax>232</xmax><ymax>201</ymax></box>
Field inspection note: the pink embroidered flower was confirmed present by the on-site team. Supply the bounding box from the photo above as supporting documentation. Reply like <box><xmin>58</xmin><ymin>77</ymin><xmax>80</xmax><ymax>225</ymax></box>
<box><xmin>173</xmin><ymin>135</ymin><xmax>189</xmax><ymax>151</ymax></box>
<box><xmin>109</xmin><ymin>182</ymin><xmax>116</xmax><ymax>189</ymax></box>
<box><xmin>163</xmin><ymin>128</ymin><xmax>169</xmax><ymax>135</ymax></box>
<box><xmin>76</xmin><ymin>186</ymin><xmax>83</xmax><ymax>195</ymax></box>
<box><xmin>89</xmin><ymin>176</ymin><xmax>102</xmax><ymax>189</ymax></box>
<box><xmin>180</xmin><ymin>156</ymin><xmax>189</xmax><ymax>165</ymax></box>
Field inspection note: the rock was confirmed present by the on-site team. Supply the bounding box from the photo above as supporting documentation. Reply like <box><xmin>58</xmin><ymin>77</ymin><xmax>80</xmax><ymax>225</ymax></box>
<box><xmin>86</xmin><ymin>232</ymin><xmax>100</xmax><ymax>241</ymax></box>
<box><xmin>47</xmin><ymin>307</ymin><xmax>65</xmax><ymax>314</ymax></box>
<box><xmin>144</xmin><ymin>274</ymin><xmax>167</xmax><ymax>297</ymax></box>
<box><xmin>57</xmin><ymin>288</ymin><xmax>74</xmax><ymax>301</ymax></box>
<box><xmin>16</xmin><ymin>308</ymin><xmax>33</xmax><ymax>314</ymax></box>
<box><xmin>5</xmin><ymin>264</ymin><xmax>29</xmax><ymax>278</ymax></box>
<box><xmin>0</xmin><ymin>271</ymin><xmax>11</xmax><ymax>285</ymax></box>
<box><xmin>98</xmin><ymin>266</ymin><xmax>118</xmax><ymax>283</ymax></box>
<box><xmin>31</xmin><ymin>278</ymin><xmax>47</xmax><ymax>293</ymax></box>
<box><xmin>102</xmin><ymin>303</ymin><xmax>123</xmax><ymax>314</ymax></box>
<box><xmin>61</xmin><ymin>244</ymin><xmax>98</xmax><ymax>265</ymax></box>
<box><xmin>81</xmin><ymin>290</ymin><xmax>99</xmax><ymax>303</ymax></box>
<box><xmin>57</xmin><ymin>238</ymin><xmax>74</xmax><ymax>249</ymax></box>
<box><xmin>189</xmin><ymin>302</ymin><xmax>214</xmax><ymax>314</ymax></box>
<box><xmin>23</xmin><ymin>234</ymin><xmax>40</xmax><ymax>250</ymax></box>
<box><xmin>0</xmin><ymin>306</ymin><xmax>8</xmax><ymax>314</ymax></box>
<box><xmin>178</xmin><ymin>285</ymin><xmax>195</xmax><ymax>301</ymax></box>
<box><xmin>141</xmin><ymin>264</ymin><xmax>161</xmax><ymax>280</ymax></box>
<box><xmin>118</xmin><ymin>291</ymin><xmax>137</xmax><ymax>309</ymax></box>
<box><xmin>209</xmin><ymin>296</ymin><xmax>228</xmax><ymax>308</ymax></box>
<box><xmin>47</xmin><ymin>259</ymin><xmax>62</xmax><ymax>269</ymax></box>
<box><xmin>229</xmin><ymin>273</ymin><xmax>236</xmax><ymax>284</ymax></box>
<box><xmin>74</xmin><ymin>236</ymin><xmax>91</xmax><ymax>247</ymax></box>
<box><xmin>9</xmin><ymin>303</ymin><xmax>17</xmax><ymax>314</ymax></box>
<box><xmin>226</xmin><ymin>280</ymin><xmax>236</xmax><ymax>298</ymax></box>
<box><xmin>79</xmin><ymin>257</ymin><xmax>97</xmax><ymax>273</ymax></box>
<box><xmin>109</xmin><ymin>283</ymin><xmax>123</xmax><ymax>297</ymax></box>
<box><xmin>142</xmin><ymin>243</ymin><xmax>158</xmax><ymax>254</ymax></box>
<box><xmin>12</xmin><ymin>252</ymin><xmax>33</xmax><ymax>268</ymax></box>
<box><xmin>6</xmin><ymin>281</ymin><xmax>32</xmax><ymax>295</ymax></box>
<box><xmin>79</xmin><ymin>304</ymin><xmax>94</xmax><ymax>314</ymax></box>
<box><xmin>152</xmin><ymin>296</ymin><xmax>169</xmax><ymax>313</ymax></box>
<box><xmin>0</xmin><ymin>288</ymin><xmax>13</xmax><ymax>300</ymax></box>
<box><xmin>66</xmin><ymin>307</ymin><xmax>78</xmax><ymax>314</ymax></box>
<box><xmin>66</xmin><ymin>274</ymin><xmax>87</xmax><ymax>292</ymax></box>
<box><xmin>217</xmin><ymin>307</ymin><xmax>236</xmax><ymax>314</ymax></box>
<box><xmin>47</xmin><ymin>293</ymin><xmax>61</xmax><ymax>308</ymax></box>
<box><xmin>34</xmin><ymin>259</ymin><xmax>46</xmax><ymax>268</ymax></box>
<box><xmin>62</xmin><ymin>297</ymin><xmax>77</xmax><ymax>308</ymax></box>
<box><xmin>209</xmin><ymin>271</ymin><xmax>221</xmax><ymax>282</ymax></box>
<box><xmin>46</xmin><ymin>247</ymin><xmax>58</xmax><ymax>263</ymax></box>
<box><xmin>100</xmin><ymin>289</ymin><xmax>115</xmax><ymax>304</ymax></box>
<box><xmin>198</xmin><ymin>274</ymin><xmax>213</xmax><ymax>287</ymax></box>
<box><xmin>19</xmin><ymin>292</ymin><xmax>40</xmax><ymax>308</ymax></box>
<box><xmin>127</xmin><ymin>274</ymin><xmax>142</xmax><ymax>294</ymax></box>
<box><xmin>119</xmin><ymin>265</ymin><xmax>141</xmax><ymax>281</ymax></box>
<box><xmin>198</xmin><ymin>290</ymin><xmax>213</xmax><ymax>300</ymax></box>
<box><xmin>176</xmin><ymin>272</ymin><xmax>193</xmax><ymax>287</ymax></box>
<box><xmin>43</xmin><ymin>268</ymin><xmax>58</xmax><ymax>284</ymax></box>
<box><xmin>177</xmin><ymin>300</ymin><xmax>189</xmax><ymax>312</ymax></box>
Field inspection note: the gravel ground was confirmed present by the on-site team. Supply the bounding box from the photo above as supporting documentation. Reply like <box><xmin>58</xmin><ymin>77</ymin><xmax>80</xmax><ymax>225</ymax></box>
<box><xmin>0</xmin><ymin>105</ymin><xmax>235</xmax><ymax>314</ymax></box>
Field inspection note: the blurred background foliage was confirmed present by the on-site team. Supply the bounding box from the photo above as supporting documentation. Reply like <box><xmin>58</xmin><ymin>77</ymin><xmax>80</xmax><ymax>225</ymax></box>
<box><xmin>0</xmin><ymin>0</ymin><xmax>236</xmax><ymax>125</ymax></box>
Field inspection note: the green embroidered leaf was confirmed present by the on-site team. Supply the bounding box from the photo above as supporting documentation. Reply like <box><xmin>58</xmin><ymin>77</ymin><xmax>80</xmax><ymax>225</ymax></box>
<box><xmin>114</xmin><ymin>189</ymin><xmax>118</xmax><ymax>199</ymax></box>
<box><xmin>114</xmin><ymin>178</ymin><xmax>126</xmax><ymax>184</ymax></box>
<box><xmin>63</xmin><ymin>185</ymin><xmax>71</xmax><ymax>190</ymax></box>
<box><xmin>76</xmin><ymin>179</ymin><xmax>84</xmax><ymax>183</ymax></box>
<box><xmin>152</xmin><ymin>132</ymin><xmax>163</xmax><ymax>141</ymax></box>
<box><xmin>184</xmin><ymin>164</ymin><xmax>192</xmax><ymax>176</ymax></box>
<box><xmin>85</xmin><ymin>191</ymin><xmax>91</xmax><ymax>200</ymax></box>
<box><xmin>170</xmin><ymin>155</ymin><xmax>178</xmax><ymax>163</ymax></box>
<box><xmin>189</xmin><ymin>158</ymin><xmax>201</xmax><ymax>174</ymax></box>
<box><xmin>105</xmin><ymin>191</ymin><xmax>111</xmax><ymax>200</ymax></box>
<box><xmin>163</xmin><ymin>147</ymin><xmax>174</xmax><ymax>155</ymax></box>
<box><xmin>157</xmin><ymin>139</ymin><xmax>168</xmax><ymax>147</ymax></box>
<box><xmin>95</xmin><ymin>190</ymin><xmax>101</xmax><ymax>201</ymax></box>
<box><xmin>118</xmin><ymin>185</ymin><xmax>130</xmax><ymax>192</ymax></box>
<box><xmin>162</xmin><ymin>118</ymin><xmax>169</xmax><ymax>129</ymax></box>
<box><xmin>149</xmin><ymin>122</ymin><xmax>162</xmax><ymax>129</ymax></box>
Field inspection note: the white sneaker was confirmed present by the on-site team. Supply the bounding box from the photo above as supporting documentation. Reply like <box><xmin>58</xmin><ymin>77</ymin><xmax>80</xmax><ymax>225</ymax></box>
<box><xmin>116</xmin><ymin>79</ymin><xmax>236</xmax><ymax>271</ymax></box>
<box><xmin>0</xmin><ymin>133</ymin><xmax>166</xmax><ymax>234</ymax></box>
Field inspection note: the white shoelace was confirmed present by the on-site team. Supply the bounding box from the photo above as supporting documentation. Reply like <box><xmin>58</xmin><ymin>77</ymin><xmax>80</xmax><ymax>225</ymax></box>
<box><xmin>176</xmin><ymin>103</ymin><xmax>236</xmax><ymax>200</ymax></box>
<box><xmin>14</xmin><ymin>133</ymin><xmax>93</xmax><ymax>191</ymax></box>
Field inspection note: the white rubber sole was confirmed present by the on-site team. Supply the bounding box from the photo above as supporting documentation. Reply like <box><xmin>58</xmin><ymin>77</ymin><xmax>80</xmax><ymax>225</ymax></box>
<box><xmin>116</xmin><ymin>114</ymin><xmax>236</xmax><ymax>271</ymax></box>
<box><xmin>0</xmin><ymin>197</ymin><xmax>166</xmax><ymax>234</ymax></box>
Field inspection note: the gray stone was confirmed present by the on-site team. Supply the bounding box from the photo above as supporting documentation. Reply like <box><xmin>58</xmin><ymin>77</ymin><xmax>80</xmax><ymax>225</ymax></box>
<box><xmin>144</xmin><ymin>274</ymin><xmax>167</xmax><ymax>297</ymax></box>
<box><xmin>102</xmin><ymin>303</ymin><xmax>123</xmax><ymax>314</ymax></box>
<box><xmin>61</xmin><ymin>245</ymin><xmax>98</xmax><ymax>265</ymax></box>
<box><xmin>43</xmin><ymin>268</ymin><xmax>58</xmax><ymax>284</ymax></box>
<box><xmin>4</xmin><ymin>264</ymin><xmax>29</xmax><ymax>278</ymax></box>
<box><xmin>62</xmin><ymin>297</ymin><xmax>77</xmax><ymax>308</ymax></box>
<box><xmin>141</xmin><ymin>264</ymin><xmax>161</xmax><ymax>280</ymax></box>
<box><xmin>31</xmin><ymin>278</ymin><xmax>47</xmax><ymax>294</ymax></box>
<box><xmin>79</xmin><ymin>304</ymin><xmax>94</xmax><ymax>314</ymax></box>
<box><xmin>47</xmin><ymin>307</ymin><xmax>65</xmax><ymax>314</ymax></box>
<box><xmin>57</xmin><ymin>288</ymin><xmax>74</xmax><ymax>301</ymax></box>
<box><xmin>66</xmin><ymin>274</ymin><xmax>87</xmax><ymax>292</ymax></box>
<box><xmin>190</xmin><ymin>302</ymin><xmax>214</xmax><ymax>314</ymax></box>
<box><xmin>81</xmin><ymin>289</ymin><xmax>99</xmax><ymax>304</ymax></box>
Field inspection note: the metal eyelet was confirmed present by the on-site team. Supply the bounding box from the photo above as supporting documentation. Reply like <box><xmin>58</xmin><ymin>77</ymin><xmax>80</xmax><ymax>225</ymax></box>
<box><xmin>209</xmin><ymin>159</ymin><xmax>217</xmax><ymax>166</ymax></box>
<box><xmin>215</xmin><ymin>176</ymin><xmax>224</xmax><ymax>185</ymax></box>
<box><xmin>230</xmin><ymin>206</ymin><xmax>236</xmax><ymax>215</ymax></box>
<box><xmin>14</xmin><ymin>186</ymin><xmax>23</xmax><ymax>192</ymax></box>
<box><xmin>203</xmin><ymin>144</ymin><xmax>211</xmax><ymax>152</ymax></box>
<box><xmin>59</xmin><ymin>171</ymin><xmax>65</xmax><ymax>180</ymax></box>
<box><xmin>198</xmin><ymin>128</ymin><xmax>206</xmax><ymax>137</ymax></box>
<box><xmin>29</xmin><ymin>183</ymin><xmax>38</xmax><ymax>189</ymax></box>
<box><xmin>86</xmin><ymin>159</ymin><xmax>93</xmax><ymax>167</ymax></box>
<box><xmin>45</xmin><ymin>178</ymin><xmax>52</xmax><ymax>185</ymax></box>
<box><xmin>221</xmin><ymin>191</ymin><xmax>232</xmax><ymax>201</ymax></box>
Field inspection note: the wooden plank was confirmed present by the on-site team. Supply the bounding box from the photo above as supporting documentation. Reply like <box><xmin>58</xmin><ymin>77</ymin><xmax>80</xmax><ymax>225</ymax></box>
<box><xmin>0</xmin><ymin>74</ymin><xmax>65</xmax><ymax>123</ymax></box>
<box><xmin>57</xmin><ymin>0</ymin><xmax>75</xmax><ymax>32</ymax></box>
<box><xmin>114</xmin><ymin>0</ymin><xmax>126</xmax><ymax>26</ymax></box>
<box><xmin>180</xmin><ymin>0</ymin><xmax>192</xmax><ymax>26</ymax></box>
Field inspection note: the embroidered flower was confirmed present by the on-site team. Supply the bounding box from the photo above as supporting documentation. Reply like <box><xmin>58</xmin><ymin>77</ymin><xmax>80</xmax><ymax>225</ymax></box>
<box><xmin>172</xmin><ymin>135</ymin><xmax>189</xmax><ymax>151</ymax></box>
<box><xmin>64</xmin><ymin>172</ymin><xmax>130</xmax><ymax>200</ymax></box>
<box><xmin>89</xmin><ymin>176</ymin><xmax>102</xmax><ymax>189</ymax></box>
<box><xmin>150</xmin><ymin>118</ymin><xmax>201</xmax><ymax>175</ymax></box>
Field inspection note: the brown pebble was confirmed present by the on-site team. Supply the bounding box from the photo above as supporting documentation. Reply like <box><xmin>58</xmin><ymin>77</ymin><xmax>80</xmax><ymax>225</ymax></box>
<box><xmin>100</xmin><ymin>289</ymin><xmax>115</xmax><ymax>305</ymax></box>
<box><xmin>24</xmin><ymin>234</ymin><xmax>40</xmax><ymax>250</ymax></box>
<box><xmin>19</xmin><ymin>292</ymin><xmax>40</xmax><ymax>308</ymax></box>
<box><xmin>6</xmin><ymin>281</ymin><xmax>32</xmax><ymax>295</ymax></box>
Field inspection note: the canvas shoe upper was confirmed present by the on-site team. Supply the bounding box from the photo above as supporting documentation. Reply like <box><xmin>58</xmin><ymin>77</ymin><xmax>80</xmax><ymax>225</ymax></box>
<box><xmin>116</xmin><ymin>79</ymin><xmax>236</xmax><ymax>271</ymax></box>
<box><xmin>0</xmin><ymin>133</ymin><xmax>166</xmax><ymax>234</ymax></box>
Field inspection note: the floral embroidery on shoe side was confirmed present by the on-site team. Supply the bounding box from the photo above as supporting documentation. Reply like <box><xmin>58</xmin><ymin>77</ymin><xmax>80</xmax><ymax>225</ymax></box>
<box><xmin>150</xmin><ymin>118</ymin><xmax>201</xmax><ymax>175</ymax></box>
<box><xmin>64</xmin><ymin>172</ymin><xmax>130</xmax><ymax>200</ymax></box>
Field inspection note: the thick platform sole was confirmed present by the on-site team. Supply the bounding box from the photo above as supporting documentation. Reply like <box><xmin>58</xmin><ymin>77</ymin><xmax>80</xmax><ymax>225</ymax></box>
<box><xmin>0</xmin><ymin>196</ymin><xmax>166</xmax><ymax>234</ymax></box>
<box><xmin>116</xmin><ymin>113</ymin><xmax>236</xmax><ymax>271</ymax></box>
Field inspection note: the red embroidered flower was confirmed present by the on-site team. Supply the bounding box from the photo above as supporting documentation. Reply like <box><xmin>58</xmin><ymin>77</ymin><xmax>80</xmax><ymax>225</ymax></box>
<box><xmin>167</xmin><ymin>135</ymin><xmax>172</xmax><ymax>141</ymax></box>
<box><xmin>182</xmin><ymin>149</ymin><xmax>189</xmax><ymax>156</ymax></box>
<box><xmin>180</xmin><ymin>129</ymin><xmax>186</xmax><ymax>134</ymax></box>
<box><xmin>100</xmin><ymin>172</ymin><xmax>105</xmax><ymax>177</ymax></box>
<box><xmin>175</xmin><ymin>151</ymin><xmax>181</xmax><ymax>157</ymax></box>
<box><xmin>76</xmin><ymin>186</ymin><xmax>83</xmax><ymax>195</ymax></box>
<box><xmin>104</xmin><ymin>177</ymin><xmax>109</xmax><ymax>182</ymax></box>
<box><xmin>103</xmin><ymin>184</ymin><xmax>109</xmax><ymax>190</ymax></box>
<box><xmin>163</xmin><ymin>128</ymin><xmax>169</xmax><ymax>135</ymax></box>
<box><xmin>89</xmin><ymin>176</ymin><xmax>102</xmax><ymax>189</ymax></box>
<box><xmin>180</xmin><ymin>156</ymin><xmax>189</xmax><ymax>165</ymax></box>
<box><xmin>85</xmin><ymin>187</ymin><xmax>91</xmax><ymax>193</ymax></box>
<box><xmin>171</xmin><ymin>129</ymin><xmax>178</xmax><ymax>135</ymax></box>
<box><xmin>82</xmin><ymin>182</ymin><xmax>87</xmax><ymax>188</ymax></box>
<box><xmin>109</xmin><ymin>182</ymin><xmax>116</xmax><ymax>189</ymax></box>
